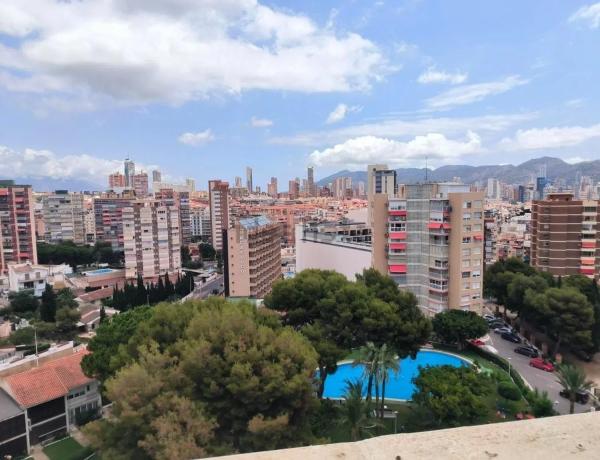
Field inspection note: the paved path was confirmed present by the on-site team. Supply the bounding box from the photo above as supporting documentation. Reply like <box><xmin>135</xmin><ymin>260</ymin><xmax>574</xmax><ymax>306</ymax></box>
<box><xmin>485</xmin><ymin>330</ymin><xmax>593</xmax><ymax>415</ymax></box>
<box><xmin>191</xmin><ymin>274</ymin><xmax>224</xmax><ymax>299</ymax></box>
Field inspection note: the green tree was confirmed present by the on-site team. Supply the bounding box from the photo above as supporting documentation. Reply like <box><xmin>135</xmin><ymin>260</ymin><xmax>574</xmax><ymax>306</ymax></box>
<box><xmin>525</xmin><ymin>287</ymin><xmax>594</xmax><ymax>355</ymax></box>
<box><xmin>529</xmin><ymin>389</ymin><xmax>555</xmax><ymax>417</ymax></box>
<box><xmin>9</xmin><ymin>291</ymin><xmax>39</xmax><ymax>316</ymax></box>
<box><xmin>352</xmin><ymin>342</ymin><xmax>380</xmax><ymax>409</ymax></box>
<box><xmin>506</xmin><ymin>273</ymin><xmax>548</xmax><ymax>318</ymax></box>
<box><xmin>199</xmin><ymin>243</ymin><xmax>216</xmax><ymax>260</ymax></box>
<box><xmin>339</xmin><ymin>380</ymin><xmax>374</xmax><ymax>441</ymax></box>
<box><xmin>412</xmin><ymin>365</ymin><xmax>492</xmax><ymax>427</ymax></box>
<box><xmin>55</xmin><ymin>306</ymin><xmax>81</xmax><ymax>337</ymax></box>
<box><xmin>40</xmin><ymin>284</ymin><xmax>57</xmax><ymax>322</ymax></box>
<box><xmin>8</xmin><ymin>327</ymin><xmax>35</xmax><ymax>345</ymax></box>
<box><xmin>556</xmin><ymin>364</ymin><xmax>594</xmax><ymax>414</ymax></box>
<box><xmin>81</xmin><ymin>306</ymin><xmax>153</xmax><ymax>381</ymax></box>
<box><xmin>56</xmin><ymin>288</ymin><xmax>78</xmax><ymax>309</ymax></box>
<box><xmin>432</xmin><ymin>310</ymin><xmax>488</xmax><ymax>349</ymax></box>
<box><xmin>376</xmin><ymin>344</ymin><xmax>399</xmax><ymax>419</ymax></box>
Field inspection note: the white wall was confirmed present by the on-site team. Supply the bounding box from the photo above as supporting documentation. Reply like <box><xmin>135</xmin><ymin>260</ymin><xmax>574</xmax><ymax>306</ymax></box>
<box><xmin>295</xmin><ymin>225</ymin><xmax>372</xmax><ymax>281</ymax></box>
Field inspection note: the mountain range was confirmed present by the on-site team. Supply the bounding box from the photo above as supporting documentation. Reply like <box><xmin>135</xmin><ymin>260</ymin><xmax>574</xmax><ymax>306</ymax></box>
<box><xmin>316</xmin><ymin>157</ymin><xmax>600</xmax><ymax>187</ymax></box>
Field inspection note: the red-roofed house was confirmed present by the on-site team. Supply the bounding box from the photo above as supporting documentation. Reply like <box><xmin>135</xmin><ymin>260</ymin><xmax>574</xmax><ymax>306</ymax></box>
<box><xmin>0</xmin><ymin>349</ymin><xmax>101</xmax><ymax>451</ymax></box>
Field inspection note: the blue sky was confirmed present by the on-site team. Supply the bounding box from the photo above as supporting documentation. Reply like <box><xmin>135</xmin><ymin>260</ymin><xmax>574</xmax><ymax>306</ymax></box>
<box><xmin>1</xmin><ymin>0</ymin><xmax>600</xmax><ymax>190</ymax></box>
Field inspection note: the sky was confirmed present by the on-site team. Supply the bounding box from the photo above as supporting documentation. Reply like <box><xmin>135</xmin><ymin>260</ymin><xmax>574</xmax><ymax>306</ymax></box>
<box><xmin>1</xmin><ymin>0</ymin><xmax>600</xmax><ymax>190</ymax></box>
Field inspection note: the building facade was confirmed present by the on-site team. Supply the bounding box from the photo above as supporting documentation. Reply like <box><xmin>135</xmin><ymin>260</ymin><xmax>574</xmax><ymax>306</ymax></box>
<box><xmin>108</xmin><ymin>172</ymin><xmax>126</xmax><ymax>188</ymax></box>
<box><xmin>190</xmin><ymin>206</ymin><xmax>212</xmax><ymax>241</ymax></box>
<box><xmin>372</xmin><ymin>183</ymin><xmax>484</xmax><ymax>315</ymax></box>
<box><xmin>0</xmin><ymin>182</ymin><xmax>37</xmax><ymax>273</ymax></box>
<box><xmin>132</xmin><ymin>172</ymin><xmax>149</xmax><ymax>197</ymax></box>
<box><xmin>295</xmin><ymin>222</ymin><xmax>371</xmax><ymax>281</ymax></box>
<box><xmin>93</xmin><ymin>193</ymin><xmax>136</xmax><ymax>250</ymax></box>
<box><xmin>246</xmin><ymin>167</ymin><xmax>253</xmax><ymax>194</ymax></box>
<box><xmin>155</xmin><ymin>188</ymin><xmax>191</xmax><ymax>246</ymax></box>
<box><xmin>123</xmin><ymin>200</ymin><xmax>181</xmax><ymax>279</ymax></box>
<box><xmin>224</xmin><ymin>216</ymin><xmax>281</xmax><ymax>298</ymax></box>
<box><xmin>209</xmin><ymin>180</ymin><xmax>230</xmax><ymax>251</ymax></box>
<box><xmin>531</xmin><ymin>193</ymin><xmax>599</xmax><ymax>278</ymax></box>
<box><xmin>42</xmin><ymin>191</ymin><xmax>86</xmax><ymax>244</ymax></box>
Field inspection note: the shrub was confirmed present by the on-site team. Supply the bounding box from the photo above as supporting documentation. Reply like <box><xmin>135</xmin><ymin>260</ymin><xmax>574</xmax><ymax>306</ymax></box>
<box><xmin>498</xmin><ymin>381</ymin><xmax>521</xmax><ymax>401</ymax></box>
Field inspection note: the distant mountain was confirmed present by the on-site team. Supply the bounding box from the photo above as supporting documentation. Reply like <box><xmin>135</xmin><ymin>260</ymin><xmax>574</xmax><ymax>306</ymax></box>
<box><xmin>0</xmin><ymin>177</ymin><xmax>103</xmax><ymax>192</ymax></box>
<box><xmin>317</xmin><ymin>157</ymin><xmax>600</xmax><ymax>187</ymax></box>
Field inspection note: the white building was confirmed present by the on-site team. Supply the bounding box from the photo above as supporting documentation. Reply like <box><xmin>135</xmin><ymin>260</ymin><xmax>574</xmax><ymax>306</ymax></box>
<box><xmin>190</xmin><ymin>206</ymin><xmax>212</xmax><ymax>241</ymax></box>
<box><xmin>295</xmin><ymin>222</ymin><xmax>372</xmax><ymax>281</ymax></box>
<box><xmin>123</xmin><ymin>200</ymin><xmax>181</xmax><ymax>279</ymax></box>
<box><xmin>42</xmin><ymin>191</ymin><xmax>86</xmax><ymax>244</ymax></box>
<box><xmin>0</xmin><ymin>262</ymin><xmax>72</xmax><ymax>297</ymax></box>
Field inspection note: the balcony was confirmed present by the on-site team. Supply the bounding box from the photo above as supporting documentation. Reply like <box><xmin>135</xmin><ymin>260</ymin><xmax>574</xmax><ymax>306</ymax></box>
<box><xmin>389</xmin><ymin>209</ymin><xmax>407</xmax><ymax>217</ymax></box>
<box><xmin>389</xmin><ymin>231</ymin><xmax>407</xmax><ymax>240</ymax></box>
<box><xmin>388</xmin><ymin>264</ymin><xmax>407</xmax><ymax>274</ymax></box>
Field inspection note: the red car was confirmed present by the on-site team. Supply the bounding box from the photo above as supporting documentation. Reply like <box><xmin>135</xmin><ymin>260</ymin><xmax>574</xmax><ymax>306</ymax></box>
<box><xmin>469</xmin><ymin>339</ymin><xmax>485</xmax><ymax>347</ymax></box>
<box><xmin>529</xmin><ymin>358</ymin><xmax>554</xmax><ymax>372</ymax></box>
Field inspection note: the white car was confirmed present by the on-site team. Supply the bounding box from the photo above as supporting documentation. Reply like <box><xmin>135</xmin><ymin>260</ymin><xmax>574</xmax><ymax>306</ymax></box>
<box><xmin>483</xmin><ymin>314</ymin><xmax>496</xmax><ymax>321</ymax></box>
<box><xmin>494</xmin><ymin>326</ymin><xmax>513</xmax><ymax>334</ymax></box>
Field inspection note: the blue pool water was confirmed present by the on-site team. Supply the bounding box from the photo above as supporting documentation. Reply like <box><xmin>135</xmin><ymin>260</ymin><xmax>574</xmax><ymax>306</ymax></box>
<box><xmin>322</xmin><ymin>350</ymin><xmax>469</xmax><ymax>401</ymax></box>
<box><xmin>84</xmin><ymin>268</ymin><xmax>116</xmax><ymax>276</ymax></box>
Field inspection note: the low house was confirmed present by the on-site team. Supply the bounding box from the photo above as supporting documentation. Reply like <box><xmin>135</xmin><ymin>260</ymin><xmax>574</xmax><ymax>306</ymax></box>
<box><xmin>0</xmin><ymin>349</ymin><xmax>101</xmax><ymax>455</ymax></box>
<box><xmin>2</xmin><ymin>262</ymin><xmax>72</xmax><ymax>297</ymax></box>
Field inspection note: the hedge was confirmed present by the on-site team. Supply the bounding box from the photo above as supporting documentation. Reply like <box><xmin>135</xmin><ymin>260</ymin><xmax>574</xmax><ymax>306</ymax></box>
<box><xmin>498</xmin><ymin>381</ymin><xmax>521</xmax><ymax>401</ymax></box>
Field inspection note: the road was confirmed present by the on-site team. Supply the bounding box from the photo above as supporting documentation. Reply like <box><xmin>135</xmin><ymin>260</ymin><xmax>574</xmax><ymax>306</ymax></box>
<box><xmin>485</xmin><ymin>330</ymin><xmax>593</xmax><ymax>415</ymax></box>
<box><xmin>191</xmin><ymin>274</ymin><xmax>224</xmax><ymax>299</ymax></box>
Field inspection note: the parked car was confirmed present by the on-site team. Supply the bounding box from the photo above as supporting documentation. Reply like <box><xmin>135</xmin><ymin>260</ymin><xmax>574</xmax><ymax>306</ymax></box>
<box><xmin>488</xmin><ymin>321</ymin><xmax>507</xmax><ymax>329</ymax></box>
<box><xmin>572</xmin><ymin>349</ymin><xmax>593</xmax><ymax>363</ymax></box>
<box><xmin>559</xmin><ymin>389</ymin><xmax>590</xmax><ymax>404</ymax></box>
<box><xmin>501</xmin><ymin>332</ymin><xmax>521</xmax><ymax>343</ymax></box>
<box><xmin>529</xmin><ymin>357</ymin><xmax>554</xmax><ymax>372</ymax></box>
<box><xmin>494</xmin><ymin>326</ymin><xmax>512</xmax><ymax>335</ymax></box>
<box><xmin>483</xmin><ymin>314</ymin><xmax>497</xmax><ymax>322</ymax></box>
<box><xmin>514</xmin><ymin>346</ymin><xmax>539</xmax><ymax>358</ymax></box>
<box><xmin>469</xmin><ymin>339</ymin><xmax>485</xmax><ymax>347</ymax></box>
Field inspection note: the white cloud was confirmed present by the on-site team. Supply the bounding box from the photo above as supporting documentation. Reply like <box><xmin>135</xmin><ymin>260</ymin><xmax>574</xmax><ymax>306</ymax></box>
<box><xmin>565</xmin><ymin>156</ymin><xmax>589</xmax><ymax>164</ymax></box>
<box><xmin>565</xmin><ymin>98</ymin><xmax>585</xmax><ymax>108</ymax></box>
<box><xmin>178</xmin><ymin>129</ymin><xmax>215</xmax><ymax>146</ymax></box>
<box><xmin>271</xmin><ymin>112</ymin><xmax>536</xmax><ymax>146</ymax></box>
<box><xmin>325</xmin><ymin>103</ymin><xmax>362</xmax><ymax>124</ymax></box>
<box><xmin>425</xmin><ymin>75</ymin><xmax>528</xmax><ymax>109</ymax></box>
<box><xmin>250</xmin><ymin>116</ymin><xmax>273</xmax><ymax>128</ymax></box>
<box><xmin>0</xmin><ymin>0</ymin><xmax>387</xmax><ymax>108</ymax></box>
<box><xmin>500</xmin><ymin>123</ymin><xmax>600</xmax><ymax>150</ymax></box>
<box><xmin>309</xmin><ymin>132</ymin><xmax>482</xmax><ymax>169</ymax></box>
<box><xmin>570</xmin><ymin>3</ymin><xmax>600</xmax><ymax>28</ymax></box>
<box><xmin>0</xmin><ymin>145</ymin><xmax>138</xmax><ymax>185</ymax></box>
<box><xmin>417</xmin><ymin>67</ymin><xmax>467</xmax><ymax>85</ymax></box>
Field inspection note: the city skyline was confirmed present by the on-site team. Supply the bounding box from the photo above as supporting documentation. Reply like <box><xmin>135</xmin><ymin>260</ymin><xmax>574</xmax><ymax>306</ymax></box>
<box><xmin>1</xmin><ymin>1</ymin><xmax>600</xmax><ymax>189</ymax></box>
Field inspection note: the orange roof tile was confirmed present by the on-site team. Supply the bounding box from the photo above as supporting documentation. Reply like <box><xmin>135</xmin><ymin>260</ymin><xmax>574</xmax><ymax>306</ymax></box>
<box><xmin>3</xmin><ymin>350</ymin><xmax>93</xmax><ymax>408</ymax></box>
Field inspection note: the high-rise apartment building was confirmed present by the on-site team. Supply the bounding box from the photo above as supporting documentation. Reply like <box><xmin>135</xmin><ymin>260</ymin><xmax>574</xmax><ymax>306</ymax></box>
<box><xmin>152</xmin><ymin>170</ymin><xmax>162</xmax><ymax>184</ymax></box>
<box><xmin>93</xmin><ymin>192</ymin><xmax>136</xmax><ymax>250</ymax></box>
<box><xmin>132</xmin><ymin>172</ymin><xmax>148</xmax><ymax>197</ymax></box>
<box><xmin>123</xmin><ymin>200</ymin><xmax>181</xmax><ymax>279</ymax></box>
<box><xmin>246</xmin><ymin>167</ymin><xmax>253</xmax><ymax>194</ymax></box>
<box><xmin>486</xmin><ymin>178</ymin><xmax>501</xmax><ymax>200</ymax></box>
<box><xmin>155</xmin><ymin>188</ymin><xmax>191</xmax><ymax>246</ymax></box>
<box><xmin>268</xmin><ymin>177</ymin><xmax>278</xmax><ymax>197</ymax></box>
<box><xmin>42</xmin><ymin>191</ymin><xmax>86</xmax><ymax>244</ymax></box>
<box><xmin>367</xmin><ymin>164</ymin><xmax>397</xmax><ymax>225</ymax></box>
<box><xmin>224</xmin><ymin>216</ymin><xmax>282</xmax><ymax>298</ymax></box>
<box><xmin>209</xmin><ymin>180</ymin><xmax>230</xmax><ymax>251</ymax></box>
<box><xmin>234</xmin><ymin>176</ymin><xmax>242</xmax><ymax>188</ymax></box>
<box><xmin>190</xmin><ymin>206</ymin><xmax>212</xmax><ymax>241</ymax></box>
<box><xmin>288</xmin><ymin>179</ymin><xmax>300</xmax><ymax>199</ymax></box>
<box><xmin>372</xmin><ymin>183</ymin><xmax>484</xmax><ymax>315</ymax></box>
<box><xmin>531</xmin><ymin>193</ymin><xmax>599</xmax><ymax>278</ymax></box>
<box><xmin>108</xmin><ymin>172</ymin><xmax>126</xmax><ymax>189</ymax></box>
<box><xmin>124</xmin><ymin>158</ymin><xmax>135</xmax><ymax>187</ymax></box>
<box><xmin>0</xmin><ymin>181</ymin><xmax>37</xmax><ymax>273</ymax></box>
<box><xmin>307</xmin><ymin>166</ymin><xmax>316</xmax><ymax>197</ymax></box>
<box><xmin>186</xmin><ymin>178</ymin><xmax>196</xmax><ymax>193</ymax></box>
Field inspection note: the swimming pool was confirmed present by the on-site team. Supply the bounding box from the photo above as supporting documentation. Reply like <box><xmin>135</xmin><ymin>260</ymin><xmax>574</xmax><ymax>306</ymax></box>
<box><xmin>321</xmin><ymin>350</ymin><xmax>470</xmax><ymax>401</ymax></box>
<box><xmin>84</xmin><ymin>268</ymin><xmax>116</xmax><ymax>276</ymax></box>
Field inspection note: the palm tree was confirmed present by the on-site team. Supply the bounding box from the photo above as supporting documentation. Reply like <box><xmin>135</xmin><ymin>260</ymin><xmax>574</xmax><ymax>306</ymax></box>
<box><xmin>352</xmin><ymin>342</ymin><xmax>380</xmax><ymax>409</ymax></box>
<box><xmin>376</xmin><ymin>344</ymin><xmax>400</xmax><ymax>419</ymax></box>
<box><xmin>556</xmin><ymin>363</ymin><xmax>594</xmax><ymax>414</ymax></box>
<box><xmin>340</xmin><ymin>379</ymin><xmax>371</xmax><ymax>441</ymax></box>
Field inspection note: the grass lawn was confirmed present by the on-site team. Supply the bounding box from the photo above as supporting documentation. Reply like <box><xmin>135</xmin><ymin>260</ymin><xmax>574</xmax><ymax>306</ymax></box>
<box><xmin>43</xmin><ymin>436</ymin><xmax>94</xmax><ymax>460</ymax></box>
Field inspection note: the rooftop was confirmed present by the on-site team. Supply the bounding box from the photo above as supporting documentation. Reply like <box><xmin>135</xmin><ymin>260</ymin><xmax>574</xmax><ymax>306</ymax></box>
<box><xmin>239</xmin><ymin>215</ymin><xmax>273</xmax><ymax>230</ymax></box>
<box><xmin>219</xmin><ymin>412</ymin><xmax>600</xmax><ymax>460</ymax></box>
<box><xmin>2</xmin><ymin>349</ymin><xmax>92</xmax><ymax>408</ymax></box>
<box><xmin>0</xmin><ymin>387</ymin><xmax>23</xmax><ymax>422</ymax></box>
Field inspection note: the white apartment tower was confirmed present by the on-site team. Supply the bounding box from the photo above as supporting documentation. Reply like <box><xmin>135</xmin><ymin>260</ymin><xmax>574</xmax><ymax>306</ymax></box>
<box><xmin>123</xmin><ymin>200</ymin><xmax>181</xmax><ymax>279</ymax></box>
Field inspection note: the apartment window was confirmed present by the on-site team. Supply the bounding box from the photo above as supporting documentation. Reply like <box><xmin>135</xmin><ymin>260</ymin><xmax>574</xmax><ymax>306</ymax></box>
<box><xmin>472</xmin><ymin>247</ymin><xmax>481</xmax><ymax>255</ymax></box>
<box><xmin>472</xmin><ymin>270</ymin><xmax>481</xmax><ymax>277</ymax></box>
<box><xmin>463</xmin><ymin>225</ymin><xmax>471</xmax><ymax>232</ymax></box>
<box><xmin>472</xmin><ymin>224</ymin><xmax>482</xmax><ymax>231</ymax></box>
<box><xmin>473</xmin><ymin>200</ymin><xmax>482</xmax><ymax>208</ymax></box>
<box><xmin>462</xmin><ymin>271</ymin><xmax>471</xmax><ymax>278</ymax></box>
<box><xmin>462</xmin><ymin>237</ymin><xmax>471</xmax><ymax>243</ymax></box>
<box><xmin>463</xmin><ymin>201</ymin><xmax>472</xmax><ymax>209</ymax></box>
<box><xmin>461</xmin><ymin>295</ymin><xmax>470</xmax><ymax>303</ymax></box>
<box><xmin>472</xmin><ymin>282</ymin><xmax>481</xmax><ymax>290</ymax></box>
<box><xmin>462</xmin><ymin>260</ymin><xmax>470</xmax><ymax>267</ymax></box>
<box><xmin>473</xmin><ymin>212</ymin><xmax>483</xmax><ymax>219</ymax></box>
<box><xmin>462</xmin><ymin>248</ymin><xmax>471</xmax><ymax>257</ymax></box>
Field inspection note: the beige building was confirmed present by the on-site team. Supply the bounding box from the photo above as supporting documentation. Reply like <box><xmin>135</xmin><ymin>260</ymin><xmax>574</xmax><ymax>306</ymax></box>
<box><xmin>372</xmin><ymin>183</ymin><xmax>484</xmax><ymax>315</ymax></box>
<box><xmin>123</xmin><ymin>200</ymin><xmax>181</xmax><ymax>279</ymax></box>
<box><xmin>225</xmin><ymin>216</ymin><xmax>281</xmax><ymax>299</ymax></box>
<box><xmin>42</xmin><ymin>191</ymin><xmax>86</xmax><ymax>244</ymax></box>
<box><xmin>209</xmin><ymin>180</ymin><xmax>230</xmax><ymax>251</ymax></box>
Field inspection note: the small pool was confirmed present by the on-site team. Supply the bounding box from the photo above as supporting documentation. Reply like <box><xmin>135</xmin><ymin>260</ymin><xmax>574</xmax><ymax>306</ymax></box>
<box><xmin>322</xmin><ymin>349</ymin><xmax>469</xmax><ymax>401</ymax></box>
<box><xmin>84</xmin><ymin>268</ymin><xmax>116</xmax><ymax>276</ymax></box>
